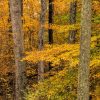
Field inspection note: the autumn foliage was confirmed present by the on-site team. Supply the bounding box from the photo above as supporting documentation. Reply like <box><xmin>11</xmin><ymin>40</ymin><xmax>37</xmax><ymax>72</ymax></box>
<box><xmin>0</xmin><ymin>0</ymin><xmax>100</xmax><ymax>100</ymax></box>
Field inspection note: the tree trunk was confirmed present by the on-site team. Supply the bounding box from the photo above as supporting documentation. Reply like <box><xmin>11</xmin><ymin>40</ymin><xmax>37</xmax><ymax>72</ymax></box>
<box><xmin>38</xmin><ymin>0</ymin><xmax>47</xmax><ymax>81</ymax></box>
<box><xmin>48</xmin><ymin>0</ymin><xmax>53</xmax><ymax>44</ymax></box>
<box><xmin>68</xmin><ymin>0</ymin><xmax>77</xmax><ymax>43</ymax></box>
<box><xmin>9</xmin><ymin>0</ymin><xmax>26</xmax><ymax>100</ymax></box>
<box><xmin>78</xmin><ymin>0</ymin><xmax>91</xmax><ymax>99</ymax></box>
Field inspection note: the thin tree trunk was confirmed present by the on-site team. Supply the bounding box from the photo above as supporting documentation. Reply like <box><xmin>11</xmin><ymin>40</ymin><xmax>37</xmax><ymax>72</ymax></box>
<box><xmin>68</xmin><ymin>0</ymin><xmax>77</xmax><ymax>43</ymax></box>
<box><xmin>48</xmin><ymin>0</ymin><xmax>53</xmax><ymax>44</ymax></box>
<box><xmin>45</xmin><ymin>0</ymin><xmax>54</xmax><ymax>72</ymax></box>
<box><xmin>38</xmin><ymin>0</ymin><xmax>47</xmax><ymax>81</ymax></box>
<box><xmin>28</xmin><ymin>30</ymin><xmax>33</xmax><ymax>50</ymax></box>
<box><xmin>78</xmin><ymin>0</ymin><xmax>91</xmax><ymax>99</ymax></box>
<box><xmin>9</xmin><ymin>0</ymin><xmax>26</xmax><ymax>100</ymax></box>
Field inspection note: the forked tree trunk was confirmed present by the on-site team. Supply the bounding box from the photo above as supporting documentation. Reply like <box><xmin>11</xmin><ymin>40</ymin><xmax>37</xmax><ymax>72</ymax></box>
<box><xmin>68</xmin><ymin>0</ymin><xmax>77</xmax><ymax>43</ymax></box>
<box><xmin>38</xmin><ymin>0</ymin><xmax>47</xmax><ymax>81</ymax></box>
<box><xmin>9</xmin><ymin>0</ymin><xmax>26</xmax><ymax>99</ymax></box>
<box><xmin>78</xmin><ymin>0</ymin><xmax>91</xmax><ymax>99</ymax></box>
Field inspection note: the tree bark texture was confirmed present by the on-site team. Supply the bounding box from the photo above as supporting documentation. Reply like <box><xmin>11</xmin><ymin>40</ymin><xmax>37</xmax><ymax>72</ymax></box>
<box><xmin>9</xmin><ymin>0</ymin><xmax>26</xmax><ymax>99</ymax></box>
<box><xmin>78</xmin><ymin>0</ymin><xmax>92</xmax><ymax>99</ymax></box>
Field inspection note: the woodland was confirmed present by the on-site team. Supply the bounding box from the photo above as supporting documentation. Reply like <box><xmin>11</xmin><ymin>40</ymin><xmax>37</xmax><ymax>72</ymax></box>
<box><xmin>0</xmin><ymin>0</ymin><xmax>100</xmax><ymax>100</ymax></box>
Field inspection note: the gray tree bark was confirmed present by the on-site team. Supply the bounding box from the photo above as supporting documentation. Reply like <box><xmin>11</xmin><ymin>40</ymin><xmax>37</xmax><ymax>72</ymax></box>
<box><xmin>38</xmin><ymin>0</ymin><xmax>47</xmax><ymax>81</ymax></box>
<box><xmin>78</xmin><ymin>0</ymin><xmax>92</xmax><ymax>100</ymax></box>
<box><xmin>9</xmin><ymin>0</ymin><xmax>26</xmax><ymax>100</ymax></box>
<box><xmin>68</xmin><ymin>0</ymin><xmax>77</xmax><ymax>43</ymax></box>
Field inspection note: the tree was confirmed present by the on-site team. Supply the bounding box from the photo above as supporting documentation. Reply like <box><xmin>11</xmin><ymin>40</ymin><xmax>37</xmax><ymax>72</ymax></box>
<box><xmin>68</xmin><ymin>0</ymin><xmax>77</xmax><ymax>43</ymax></box>
<box><xmin>9</xmin><ymin>0</ymin><xmax>26</xmax><ymax>99</ymax></box>
<box><xmin>78</xmin><ymin>0</ymin><xmax>92</xmax><ymax>99</ymax></box>
<box><xmin>48</xmin><ymin>0</ymin><xmax>53</xmax><ymax>44</ymax></box>
<box><xmin>38</xmin><ymin>0</ymin><xmax>47</xmax><ymax>81</ymax></box>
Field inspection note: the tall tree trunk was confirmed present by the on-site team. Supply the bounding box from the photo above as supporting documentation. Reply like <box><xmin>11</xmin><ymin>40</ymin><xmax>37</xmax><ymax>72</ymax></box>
<box><xmin>45</xmin><ymin>0</ymin><xmax>54</xmax><ymax>72</ymax></box>
<box><xmin>48</xmin><ymin>0</ymin><xmax>53</xmax><ymax>44</ymax></box>
<box><xmin>78</xmin><ymin>0</ymin><xmax>91</xmax><ymax>99</ymax></box>
<box><xmin>9</xmin><ymin>0</ymin><xmax>26</xmax><ymax>100</ymax></box>
<box><xmin>8</xmin><ymin>2</ymin><xmax>16</xmax><ymax>99</ymax></box>
<box><xmin>38</xmin><ymin>0</ymin><xmax>47</xmax><ymax>81</ymax></box>
<box><xmin>68</xmin><ymin>0</ymin><xmax>77</xmax><ymax>43</ymax></box>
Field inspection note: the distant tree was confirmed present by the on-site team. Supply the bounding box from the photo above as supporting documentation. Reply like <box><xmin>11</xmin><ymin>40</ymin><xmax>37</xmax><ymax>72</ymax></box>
<box><xmin>38</xmin><ymin>0</ymin><xmax>47</xmax><ymax>81</ymax></box>
<box><xmin>9</xmin><ymin>0</ymin><xmax>26</xmax><ymax>99</ymax></box>
<box><xmin>48</xmin><ymin>0</ymin><xmax>53</xmax><ymax>44</ymax></box>
<box><xmin>78</xmin><ymin>0</ymin><xmax>92</xmax><ymax>99</ymax></box>
<box><xmin>68</xmin><ymin>0</ymin><xmax>77</xmax><ymax>43</ymax></box>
